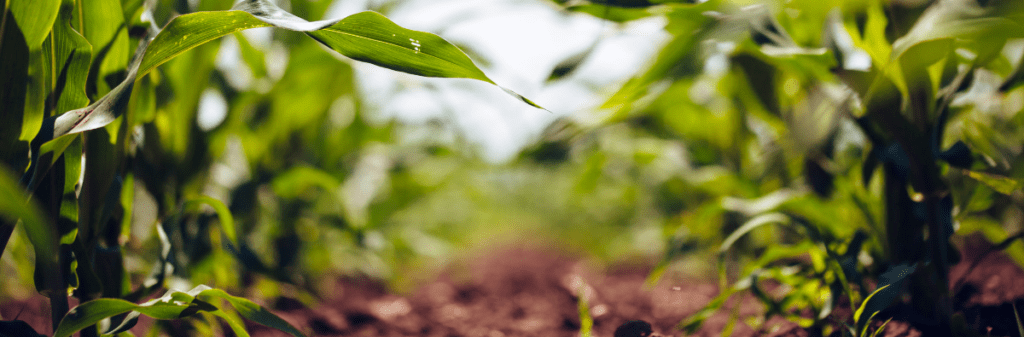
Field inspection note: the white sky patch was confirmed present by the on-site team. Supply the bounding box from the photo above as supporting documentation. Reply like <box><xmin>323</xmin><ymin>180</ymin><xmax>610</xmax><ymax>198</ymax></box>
<box><xmin>197</xmin><ymin>88</ymin><xmax>228</xmax><ymax>131</ymax></box>
<box><xmin>188</xmin><ymin>0</ymin><xmax>670</xmax><ymax>163</ymax></box>
<box><xmin>215</xmin><ymin>35</ymin><xmax>254</xmax><ymax>91</ymax></box>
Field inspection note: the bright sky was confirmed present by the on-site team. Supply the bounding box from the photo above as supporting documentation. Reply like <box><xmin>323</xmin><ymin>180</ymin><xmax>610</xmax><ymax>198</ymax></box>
<box><xmin>330</xmin><ymin>0</ymin><xmax>669</xmax><ymax>162</ymax></box>
<box><xmin>205</xmin><ymin>0</ymin><xmax>669</xmax><ymax>163</ymax></box>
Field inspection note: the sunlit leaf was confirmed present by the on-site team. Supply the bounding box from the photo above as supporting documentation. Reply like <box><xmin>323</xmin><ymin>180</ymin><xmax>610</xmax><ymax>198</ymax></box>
<box><xmin>51</xmin><ymin>35</ymin><xmax>148</xmax><ymax>140</ymax></box>
<box><xmin>80</xmin><ymin>0</ymin><xmax>130</xmax><ymax>95</ymax></box>
<box><xmin>8</xmin><ymin>0</ymin><xmax>60</xmax><ymax>48</ymax></box>
<box><xmin>965</xmin><ymin>170</ymin><xmax>1023</xmax><ymax>196</ymax></box>
<box><xmin>137</xmin><ymin>11</ymin><xmax>270</xmax><ymax>77</ymax></box>
<box><xmin>50</xmin><ymin>3</ymin><xmax>94</xmax><ymax>117</ymax></box>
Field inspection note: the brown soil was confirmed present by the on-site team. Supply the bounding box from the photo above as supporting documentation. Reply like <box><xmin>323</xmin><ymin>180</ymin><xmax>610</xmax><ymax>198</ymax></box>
<box><xmin>2</xmin><ymin>234</ymin><xmax>1023</xmax><ymax>337</ymax></box>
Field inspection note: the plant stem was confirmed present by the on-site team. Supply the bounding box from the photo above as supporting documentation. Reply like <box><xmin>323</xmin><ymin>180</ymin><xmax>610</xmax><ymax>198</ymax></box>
<box><xmin>49</xmin><ymin>290</ymin><xmax>68</xmax><ymax>333</ymax></box>
<box><xmin>924</xmin><ymin>193</ymin><xmax>953</xmax><ymax>335</ymax></box>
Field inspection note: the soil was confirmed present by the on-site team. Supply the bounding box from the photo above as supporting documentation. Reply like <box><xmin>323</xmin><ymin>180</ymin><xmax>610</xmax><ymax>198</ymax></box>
<box><xmin>2</xmin><ymin>234</ymin><xmax>1023</xmax><ymax>337</ymax></box>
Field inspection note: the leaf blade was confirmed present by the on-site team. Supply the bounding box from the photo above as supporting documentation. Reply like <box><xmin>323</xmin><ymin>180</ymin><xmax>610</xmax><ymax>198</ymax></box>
<box><xmin>307</xmin><ymin>11</ymin><xmax>492</xmax><ymax>83</ymax></box>
<box><xmin>8</xmin><ymin>0</ymin><xmax>61</xmax><ymax>48</ymax></box>
<box><xmin>137</xmin><ymin>11</ymin><xmax>271</xmax><ymax>77</ymax></box>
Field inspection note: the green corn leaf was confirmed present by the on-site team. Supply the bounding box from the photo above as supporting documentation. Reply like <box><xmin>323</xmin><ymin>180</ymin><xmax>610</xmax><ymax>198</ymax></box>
<box><xmin>8</xmin><ymin>0</ymin><xmax>61</xmax><ymax>49</ymax></box>
<box><xmin>51</xmin><ymin>35</ymin><xmax>148</xmax><ymax>139</ymax></box>
<box><xmin>50</xmin><ymin>2</ymin><xmax>94</xmax><ymax>118</ymax></box>
<box><xmin>80</xmin><ymin>0</ymin><xmax>130</xmax><ymax>95</ymax></box>
<box><xmin>680</xmin><ymin>287</ymin><xmax>739</xmax><ymax>333</ymax></box>
<box><xmin>185</xmin><ymin>196</ymin><xmax>238</xmax><ymax>249</ymax></box>
<box><xmin>0</xmin><ymin>8</ymin><xmax>31</xmax><ymax>172</ymax></box>
<box><xmin>720</xmin><ymin>213</ymin><xmax>789</xmax><ymax>254</ymax></box>
<box><xmin>192</xmin><ymin>286</ymin><xmax>306</xmax><ymax>337</ymax></box>
<box><xmin>304</xmin><ymin>11</ymin><xmax>491</xmax><ymax>82</ymax></box>
<box><xmin>271</xmin><ymin>166</ymin><xmax>342</xmax><ymax>199</ymax></box>
<box><xmin>136</xmin><ymin>10</ymin><xmax>269</xmax><ymax>77</ymax></box>
<box><xmin>36</xmin><ymin>0</ymin><xmax>546</xmax><ymax>175</ymax></box>
<box><xmin>0</xmin><ymin>165</ymin><xmax>59</xmax><ymax>296</ymax></box>
<box><xmin>853</xmin><ymin>263</ymin><xmax>916</xmax><ymax>336</ymax></box>
<box><xmin>870</xmin><ymin>317</ymin><xmax>893</xmax><ymax>337</ymax></box>
<box><xmin>55</xmin><ymin>285</ymin><xmax>305</xmax><ymax>337</ymax></box>
<box><xmin>965</xmin><ymin>170</ymin><xmax>1023</xmax><ymax>196</ymax></box>
<box><xmin>206</xmin><ymin>307</ymin><xmax>250</xmax><ymax>337</ymax></box>
<box><xmin>1013</xmin><ymin>302</ymin><xmax>1024</xmax><ymax>337</ymax></box>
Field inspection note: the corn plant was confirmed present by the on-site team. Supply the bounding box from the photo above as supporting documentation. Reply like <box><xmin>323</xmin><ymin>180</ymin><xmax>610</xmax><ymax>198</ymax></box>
<box><xmin>0</xmin><ymin>0</ymin><xmax>539</xmax><ymax>335</ymax></box>
<box><xmin>560</xmin><ymin>0</ymin><xmax>1024</xmax><ymax>335</ymax></box>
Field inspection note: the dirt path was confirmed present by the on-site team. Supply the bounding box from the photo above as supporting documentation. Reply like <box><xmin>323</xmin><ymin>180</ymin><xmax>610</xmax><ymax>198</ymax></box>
<box><xmin>2</xmin><ymin>235</ymin><xmax>1023</xmax><ymax>336</ymax></box>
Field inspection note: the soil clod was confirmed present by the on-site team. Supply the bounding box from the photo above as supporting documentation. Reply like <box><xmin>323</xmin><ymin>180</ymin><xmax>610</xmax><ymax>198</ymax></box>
<box><xmin>614</xmin><ymin>320</ymin><xmax>653</xmax><ymax>337</ymax></box>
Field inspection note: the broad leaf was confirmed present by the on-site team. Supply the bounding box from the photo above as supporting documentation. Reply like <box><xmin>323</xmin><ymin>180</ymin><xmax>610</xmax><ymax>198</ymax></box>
<box><xmin>0</xmin><ymin>9</ymin><xmax>31</xmax><ymax>171</ymax></box>
<box><xmin>50</xmin><ymin>3</ymin><xmax>94</xmax><ymax>117</ymax></box>
<box><xmin>81</xmin><ymin>0</ymin><xmax>130</xmax><ymax>95</ymax></box>
<box><xmin>137</xmin><ymin>11</ymin><xmax>270</xmax><ymax>77</ymax></box>
<box><xmin>308</xmin><ymin>11</ymin><xmax>491</xmax><ymax>81</ymax></box>
<box><xmin>193</xmin><ymin>286</ymin><xmax>307</xmax><ymax>337</ymax></box>
<box><xmin>0</xmin><ymin>165</ymin><xmax>59</xmax><ymax>295</ymax></box>
<box><xmin>8</xmin><ymin>0</ymin><xmax>61</xmax><ymax>48</ymax></box>
<box><xmin>55</xmin><ymin>285</ymin><xmax>305</xmax><ymax>337</ymax></box>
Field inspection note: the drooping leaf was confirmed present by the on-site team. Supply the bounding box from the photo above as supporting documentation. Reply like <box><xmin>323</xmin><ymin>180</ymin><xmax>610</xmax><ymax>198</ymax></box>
<box><xmin>136</xmin><ymin>11</ymin><xmax>270</xmax><ymax>77</ymax></box>
<box><xmin>271</xmin><ymin>166</ymin><xmax>343</xmax><ymax>199</ymax></box>
<box><xmin>720</xmin><ymin>213</ymin><xmax>789</xmax><ymax>253</ymax></box>
<box><xmin>51</xmin><ymin>34</ymin><xmax>148</xmax><ymax>140</ymax></box>
<box><xmin>304</xmin><ymin>11</ymin><xmax>491</xmax><ymax>82</ymax></box>
<box><xmin>134</xmin><ymin>0</ymin><xmax>544</xmax><ymax>110</ymax></box>
<box><xmin>55</xmin><ymin>285</ymin><xmax>305</xmax><ymax>337</ymax></box>
<box><xmin>194</xmin><ymin>286</ymin><xmax>307</xmax><ymax>337</ymax></box>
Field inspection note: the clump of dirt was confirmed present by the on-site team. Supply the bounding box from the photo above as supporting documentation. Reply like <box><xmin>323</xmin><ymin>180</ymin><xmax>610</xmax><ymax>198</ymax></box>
<box><xmin>3</xmin><ymin>236</ymin><xmax>1023</xmax><ymax>337</ymax></box>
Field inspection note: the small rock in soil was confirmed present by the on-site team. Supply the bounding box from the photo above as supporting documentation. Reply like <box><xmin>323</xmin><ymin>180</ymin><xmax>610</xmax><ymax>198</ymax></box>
<box><xmin>615</xmin><ymin>320</ymin><xmax>653</xmax><ymax>337</ymax></box>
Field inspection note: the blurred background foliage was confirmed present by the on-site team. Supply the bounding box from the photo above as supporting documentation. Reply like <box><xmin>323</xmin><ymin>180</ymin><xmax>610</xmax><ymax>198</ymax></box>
<box><xmin>2</xmin><ymin>0</ymin><xmax>1024</xmax><ymax>333</ymax></box>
